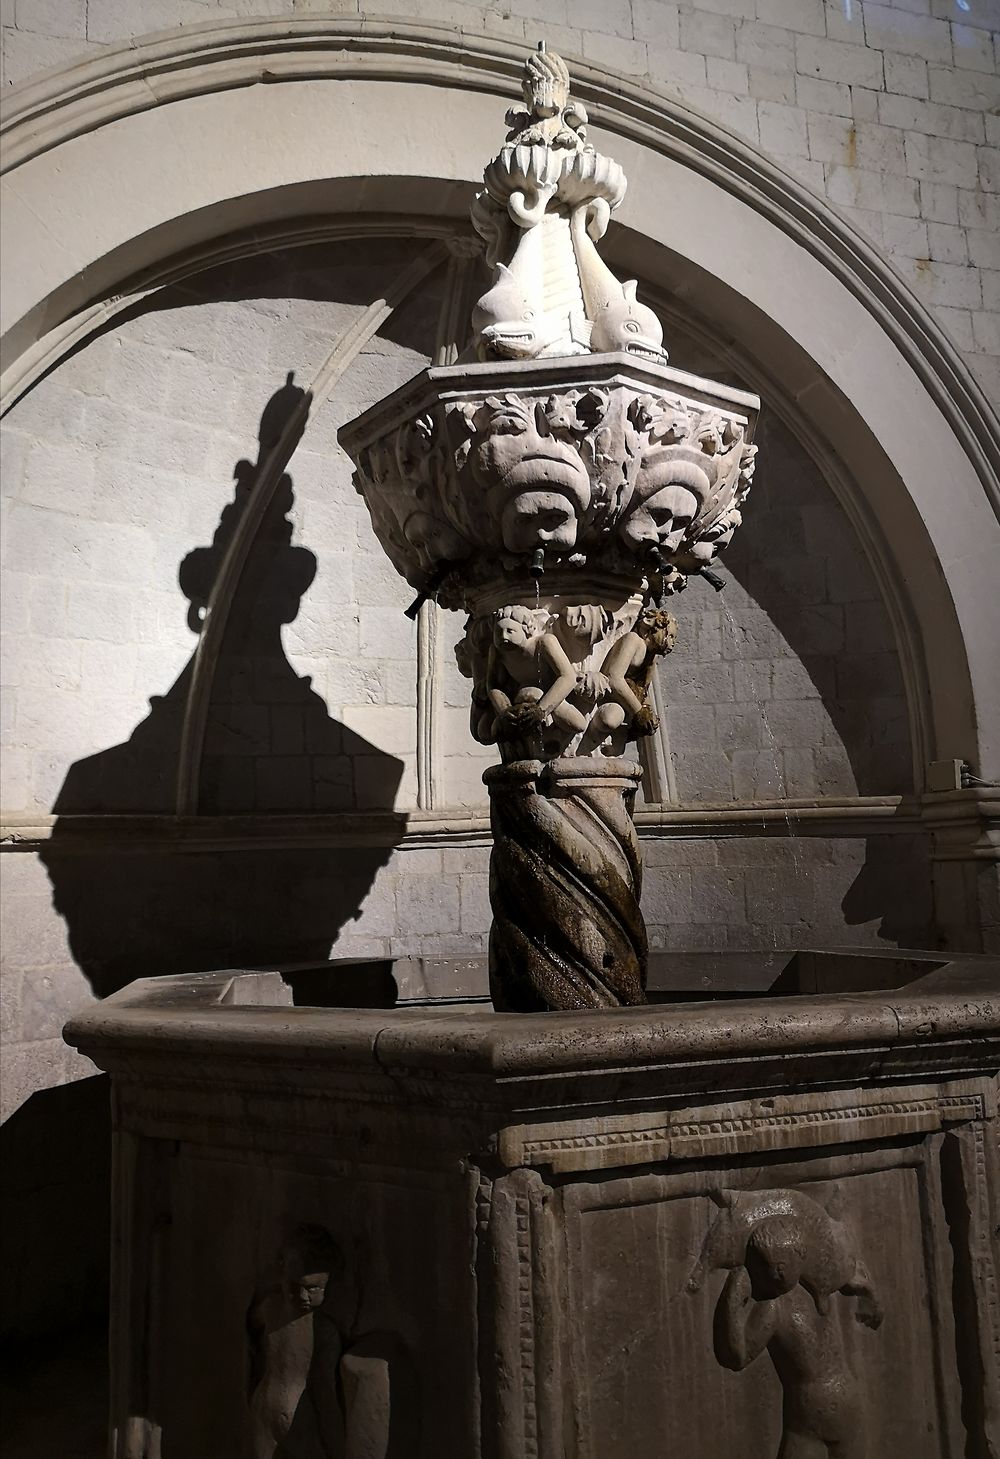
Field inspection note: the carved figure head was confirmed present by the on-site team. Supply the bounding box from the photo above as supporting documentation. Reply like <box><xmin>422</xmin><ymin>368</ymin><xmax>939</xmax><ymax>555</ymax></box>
<box><xmin>280</xmin><ymin>1225</ymin><xmax>340</xmax><ymax>1314</ymax></box>
<box><xmin>745</xmin><ymin>1216</ymin><xmax>810</xmax><ymax>1300</ymax></box>
<box><xmin>619</xmin><ymin>451</ymin><xmax>714</xmax><ymax>557</ymax></box>
<box><xmin>402</xmin><ymin>510</ymin><xmax>467</xmax><ymax>569</ymax></box>
<box><xmin>493</xmin><ymin>603</ymin><xmax>540</xmax><ymax>649</ymax></box>
<box><xmin>636</xmin><ymin>606</ymin><xmax>678</xmax><ymax>656</ymax></box>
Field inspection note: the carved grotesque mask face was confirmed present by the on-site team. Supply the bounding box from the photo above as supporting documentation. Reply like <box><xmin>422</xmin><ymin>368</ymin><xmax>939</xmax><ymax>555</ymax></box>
<box><xmin>501</xmin><ymin>491</ymin><xmax>578</xmax><ymax>553</ymax></box>
<box><xmin>562</xmin><ymin>604</ymin><xmax>606</xmax><ymax>646</ymax></box>
<box><xmin>620</xmin><ymin>483</ymin><xmax>699</xmax><ymax>554</ymax></box>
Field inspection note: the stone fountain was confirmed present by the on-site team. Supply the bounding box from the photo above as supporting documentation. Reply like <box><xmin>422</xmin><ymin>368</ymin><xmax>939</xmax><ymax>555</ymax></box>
<box><xmin>339</xmin><ymin>44</ymin><xmax>758</xmax><ymax>1014</ymax></box>
<box><xmin>65</xmin><ymin>46</ymin><xmax>999</xmax><ymax>1459</ymax></box>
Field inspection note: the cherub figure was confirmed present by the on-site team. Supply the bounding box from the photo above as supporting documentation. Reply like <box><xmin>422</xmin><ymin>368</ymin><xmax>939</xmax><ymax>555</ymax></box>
<box><xmin>577</xmin><ymin>605</ymin><xmax>677</xmax><ymax>755</ymax></box>
<box><xmin>715</xmin><ymin>1213</ymin><xmax>882</xmax><ymax>1459</ymax></box>
<box><xmin>487</xmin><ymin>604</ymin><xmax>588</xmax><ymax>756</ymax></box>
<box><xmin>247</xmin><ymin>1225</ymin><xmax>345</xmax><ymax>1459</ymax></box>
<box><xmin>455</xmin><ymin>616</ymin><xmax>496</xmax><ymax>745</ymax></box>
<box><xmin>247</xmin><ymin>1226</ymin><xmax>410</xmax><ymax>1459</ymax></box>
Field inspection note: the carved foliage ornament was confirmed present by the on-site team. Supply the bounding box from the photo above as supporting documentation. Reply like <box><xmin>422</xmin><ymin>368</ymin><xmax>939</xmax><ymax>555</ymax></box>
<box><xmin>352</xmin><ymin>383</ymin><xmax>755</xmax><ymax>596</ymax></box>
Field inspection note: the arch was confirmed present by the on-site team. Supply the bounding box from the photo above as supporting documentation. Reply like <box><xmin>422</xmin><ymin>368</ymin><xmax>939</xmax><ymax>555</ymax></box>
<box><xmin>2</xmin><ymin>18</ymin><xmax>998</xmax><ymax>783</ymax></box>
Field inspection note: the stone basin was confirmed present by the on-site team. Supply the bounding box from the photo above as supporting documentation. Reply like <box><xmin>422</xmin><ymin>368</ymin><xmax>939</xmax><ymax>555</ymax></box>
<box><xmin>65</xmin><ymin>954</ymin><xmax>1000</xmax><ymax>1458</ymax></box>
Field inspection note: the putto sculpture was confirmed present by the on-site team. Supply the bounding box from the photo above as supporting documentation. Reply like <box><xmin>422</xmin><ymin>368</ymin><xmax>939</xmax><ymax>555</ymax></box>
<box><xmin>339</xmin><ymin>43</ymin><xmax>760</xmax><ymax>1012</ymax></box>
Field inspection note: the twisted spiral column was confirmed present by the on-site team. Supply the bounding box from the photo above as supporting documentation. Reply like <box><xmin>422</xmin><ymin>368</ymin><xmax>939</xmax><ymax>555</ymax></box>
<box><xmin>484</xmin><ymin>757</ymin><xmax>647</xmax><ymax>1012</ymax></box>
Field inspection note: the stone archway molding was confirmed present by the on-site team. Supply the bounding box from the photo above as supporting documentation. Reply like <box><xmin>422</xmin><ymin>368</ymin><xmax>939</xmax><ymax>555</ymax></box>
<box><xmin>2</xmin><ymin>17</ymin><xmax>998</xmax><ymax>785</ymax></box>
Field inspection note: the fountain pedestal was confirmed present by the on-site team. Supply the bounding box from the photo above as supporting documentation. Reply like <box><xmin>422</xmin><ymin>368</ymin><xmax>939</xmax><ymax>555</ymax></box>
<box><xmin>66</xmin><ymin>959</ymin><xmax>999</xmax><ymax>1458</ymax></box>
<box><xmin>486</xmin><ymin>757</ymin><xmax>646</xmax><ymax>1010</ymax></box>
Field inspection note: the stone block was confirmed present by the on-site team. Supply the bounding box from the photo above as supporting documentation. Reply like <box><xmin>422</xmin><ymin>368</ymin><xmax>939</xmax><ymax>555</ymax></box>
<box><xmin>581</xmin><ymin>31</ymin><xmax>647</xmax><ymax>74</ymax></box>
<box><xmin>980</xmin><ymin>146</ymin><xmax>1000</xmax><ymax>193</ymax></box>
<box><xmin>920</xmin><ymin>180</ymin><xmax>960</xmax><ymax>222</ymax></box>
<box><xmin>982</xmin><ymin>269</ymin><xmax>1000</xmax><ymax>311</ymax></box>
<box><xmin>972</xmin><ymin>310</ymin><xmax>1000</xmax><ymax>354</ymax></box>
<box><xmin>358</xmin><ymin>606</ymin><xmax>417</xmax><ymax>662</ymax></box>
<box><xmin>952</xmin><ymin>21</ymin><xmax>996</xmax><ymax>72</ymax></box>
<box><xmin>715</xmin><ymin>702</ymin><xmax>768</xmax><ymax>751</ymax></box>
<box><xmin>706</xmin><ymin>56</ymin><xmax>749</xmax><ymax>93</ymax></box>
<box><xmin>342</xmin><ymin>705</ymin><xmax>415</xmax><ymax>756</ymax></box>
<box><xmin>679</xmin><ymin>8</ymin><xmax>736</xmax><ymax>58</ymax></box>
<box><xmin>756</xmin><ymin>0</ymin><xmax>825</xmax><ymax>35</ymax></box>
<box><xmin>850</xmin><ymin>87</ymin><xmax>880</xmax><ymax>123</ymax></box>
<box><xmin>570</xmin><ymin>0</ymin><xmax>631</xmax><ymax>34</ymax></box>
<box><xmin>762</xmin><ymin>697</ymin><xmax>839</xmax><ymax>749</ymax></box>
<box><xmin>359</xmin><ymin>750</ymin><xmax>415</xmax><ymax>809</ymax></box>
<box><xmin>897</xmin><ymin>257</ymin><xmax>983</xmax><ymax>307</ymax></box>
<box><xmin>807</xmin><ymin>112</ymin><xmax>856</xmax><ymax>164</ymax></box>
<box><xmin>669</xmin><ymin>661</ymin><xmax>736</xmax><ymax>705</ymax></box>
<box><xmin>0</xmin><ymin>747</ymin><xmax>30</xmax><ymax>809</ymax></box>
<box><xmin>18</xmin><ymin>965</ymin><xmax>95</xmax><ymax>1043</ymax></box>
<box><xmin>927</xmin><ymin>223</ymin><xmax>970</xmax><ymax>264</ymax></box>
<box><xmin>672</xmin><ymin>750</ymin><xmax>734</xmax><ymax>803</ymax></box>
<box><xmin>307</xmin><ymin>756</ymin><xmax>353</xmax><ymax>812</ymax></box>
<box><xmin>749</xmin><ymin>65</ymin><xmax>797</xmax><ymax>103</ymax></box>
<box><xmin>666</xmin><ymin>703</ymin><xmax>715</xmax><ymax>751</ymax></box>
<box><xmin>782</xmin><ymin>746</ymin><xmax>819</xmax><ymax>795</ymax></box>
<box><xmin>459</xmin><ymin>873</ymin><xmax>491</xmax><ymax>935</ymax></box>
<box><xmin>396</xmin><ymin>873</ymin><xmax>460</xmax><ymax>934</ymax></box>
<box><xmin>884</xmin><ymin>50</ymin><xmax>929</xmax><ymax>98</ymax></box>
<box><xmin>795</xmin><ymin>72</ymin><xmax>853</xmax><ymax>116</ymax></box>
<box><xmin>758</xmin><ymin>100</ymin><xmax>810</xmax><ymax>156</ymax></box>
<box><xmin>14</xmin><ymin>0</ymin><xmax>87</xmax><ymax>39</ymax></box>
<box><xmin>879</xmin><ymin>90</ymin><xmax>985</xmax><ymax>142</ymax></box>
<box><xmin>0</xmin><ymin>28</ymin><xmax>102</xmax><ymax>86</ymax></box>
<box><xmin>631</xmin><ymin>0</ymin><xmax>680</xmax><ymax>46</ymax></box>
<box><xmin>795</xmin><ymin>34</ymin><xmax>885</xmax><ymax>89</ymax></box>
<box><xmin>958</xmin><ymin>188</ymin><xmax>1000</xmax><ymax>230</ymax></box>
<box><xmin>882</xmin><ymin>213</ymin><xmax>930</xmax><ymax>258</ymax></box>
<box><xmin>813</xmin><ymin>746</ymin><xmax>858</xmax><ymax>794</ymax></box>
<box><xmin>735</xmin><ymin>20</ymin><xmax>795</xmax><ymax>71</ymax></box>
<box><xmin>933</xmin><ymin>304</ymin><xmax>974</xmax><ymax>348</ymax></box>
<box><xmin>825</xmin><ymin>164</ymin><xmax>920</xmax><ymax>215</ymax></box>
<box><xmin>927</xmin><ymin>63</ymin><xmax>1000</xmax><ymax>110</ymax></box>
<box><xmin>729</xmin><ymin>752</ymin><xmax>782</xmax><ymax>799</ymax></box>
<box><xmin>863</xmin><ymin>3</ymin><xmax>953</xmax><ymax>63</ymax></box>
<box><xmin>905</xmin><ymin>131</ymin><xmax>980</xmax><ymax>187</ymax></box>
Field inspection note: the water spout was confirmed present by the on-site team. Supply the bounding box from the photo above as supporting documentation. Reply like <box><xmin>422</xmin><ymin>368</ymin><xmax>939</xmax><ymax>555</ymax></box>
<box><xmin>404</xmin><ymin>561</ymin><xmax>454</xmax><ymax>620</ymax></box>
<box><xmin>529</xmin><ymin>546</ymin><xmax>546</xmax><ymax>577</ymax></box>
<box><xmin>696</xmin><ymin>565</ymin><xmax>726</xmax><ymax>592</ymax></box>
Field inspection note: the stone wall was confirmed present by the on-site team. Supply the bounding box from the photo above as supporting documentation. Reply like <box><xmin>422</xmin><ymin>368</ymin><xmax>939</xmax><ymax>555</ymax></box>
<box><xmin>0</xmin><ymin>2</ymin><xmax>991</xmax><ymax>1349</ymax></box>
<box><xmin>1</xmin><ymin>235</ymin><xmax>926</xmax><ymax>1131</ymax></box>
<box><xmin>2</xmin><ymin>0</ymin><xmax>997</xmax><ymax>400</ymax></box>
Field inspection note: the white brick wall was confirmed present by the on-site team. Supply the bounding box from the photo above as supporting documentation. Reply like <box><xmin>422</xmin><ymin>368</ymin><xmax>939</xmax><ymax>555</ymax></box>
<box><xmin>5</xmin><ymin>0</ymin><xmax>993</xmax><ymax>394</ymax></box>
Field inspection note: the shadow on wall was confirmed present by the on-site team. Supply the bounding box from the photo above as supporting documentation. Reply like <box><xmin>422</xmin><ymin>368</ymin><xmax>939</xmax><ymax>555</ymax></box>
<box><xmin>3</xmin><ymin>378</ymin><xmax>406</xmax><ymax>1366</ymax></box>
<box><xmin>39</xmin><ymin>374</ymin><xmax>406</xmax><ymax>1001</ymax></box>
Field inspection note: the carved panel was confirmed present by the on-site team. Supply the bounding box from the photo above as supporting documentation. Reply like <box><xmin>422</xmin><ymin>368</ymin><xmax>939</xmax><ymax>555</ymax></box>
<box><xmin>560</xmin><ymin>1160</ymin><xmax>959</xmax><ymax>1459</ymax></box>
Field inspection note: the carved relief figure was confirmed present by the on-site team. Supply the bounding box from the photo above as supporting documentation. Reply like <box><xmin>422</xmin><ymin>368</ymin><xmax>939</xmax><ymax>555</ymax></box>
<box><xmin>578</xmin><ymin>606</ymin><xmax>677</xmax><ymax>755</ymax></box>
<box><xmin>248</xmin><ymin>1225</ymin><xmax>344</xmax><ymax>1459</ymax></box>
<box><xmin>692</xmin><ymin>1191</ymin><xmax>883</xmax><ymax>1459</ymax></box>
<box><xmin>247</xmin><ymin>1225</ymin><xmax>410</xmax><ymax>1459</ymax></box>
<box><xmin>455</xmin><ymin>616</ymin><xmax>496</xmax><ymax>745</ymax></box>
<box><xmin>487</xmin><ymin>605</ymin><xmax>588</xmax><ymax>755</ymax></box>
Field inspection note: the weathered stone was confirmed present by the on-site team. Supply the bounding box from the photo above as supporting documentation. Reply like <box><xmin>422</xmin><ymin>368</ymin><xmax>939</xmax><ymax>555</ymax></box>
<box><xmin>338</xmin><ymin>47</ymin><xmax>760</xmax><ymax>1014</ymax></box>
<box><xmin>63</xmin><ymin>959</ymin><xmax>1000</xmax><ymax>1457</ymax></box>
